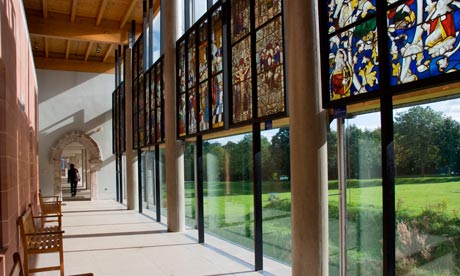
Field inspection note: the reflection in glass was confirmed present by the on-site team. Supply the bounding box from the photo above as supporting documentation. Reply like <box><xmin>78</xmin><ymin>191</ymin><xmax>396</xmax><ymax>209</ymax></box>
<box><xmin>261</xmin><ymin>127</ymin><xmax>292</xmax><ymax>264</ymax></box>
<box><xmin>231</xmin><ymin>0</ymin><xmax>250</xmax><ymax>43</ymax></box>
<box><xmin>204</xmin><ymin>133</ymin><xmax>255</xmax><ymax>252</ymax></box>
<box><xmin>199</xmin><ymin>82</ymin><xmax>210</xmax><ymax>131</ymax></box>
<box><xmin>394</xmin><ymin>98</ymin><xmax>460</xmax><ymax>275</ymax></box>
<box><xmin>256</xmin><ymin>16</ymin><xmax>285</xmax><ymax>118</ymax></box>
<box><xmin>387</xmin><ymin>1</ymin><xmax>460</xmax><ymax>85</ymax></box>
<box><xmin>329</xmin><ymin>19</ymin><xmax>380</xmax><ymax>101</ymax></box>
<box><xmin>232</xmin><ymin>37</ymin><xmax>252</xmax><ymax>123</ymax></box>
<box><xmin>185</xmin><ymin>143</ymin><xmax>196</xmax><ymax>227</ymax></box>
<box><xmin>344</xmin><ymin>112</ymin><xmax>382</xmax><ymax>275</ymax></box>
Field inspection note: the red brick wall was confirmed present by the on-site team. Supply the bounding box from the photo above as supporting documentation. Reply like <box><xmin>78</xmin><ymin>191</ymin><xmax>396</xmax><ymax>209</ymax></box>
<box><xmin>0</xmin><ymin>0</ymin><xmax>39</xmax><ymax>275</ymax></box>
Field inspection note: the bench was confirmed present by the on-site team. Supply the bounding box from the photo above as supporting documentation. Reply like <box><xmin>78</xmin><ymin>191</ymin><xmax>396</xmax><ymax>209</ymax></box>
<box><xmin>17</xmin><ymin>207</ymin><xmax>64</xmax><ymax>276</ymax></box>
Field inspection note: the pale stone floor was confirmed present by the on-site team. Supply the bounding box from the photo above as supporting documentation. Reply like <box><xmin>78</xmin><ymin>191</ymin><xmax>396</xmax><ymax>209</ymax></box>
<box><xmin>31</xmin><ymin>200</ymin><xmax>291</xmax><ymax>276</ymax></box>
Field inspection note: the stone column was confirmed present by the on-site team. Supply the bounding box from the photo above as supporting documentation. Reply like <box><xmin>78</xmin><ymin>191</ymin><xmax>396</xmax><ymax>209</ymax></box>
<box><xmin>285</xmin><ymin>0</ymin><xmax>329</xmax><ymax>275</ymax></box>
<box><xmin>125</xmin><ymin>48</ymin><xmax>137</xmax><ymax>210</ymax></box>
<box><xmin>164</xmin><ymin>0</ymin><xmax>185</xmax><ymax>232</ymax></box>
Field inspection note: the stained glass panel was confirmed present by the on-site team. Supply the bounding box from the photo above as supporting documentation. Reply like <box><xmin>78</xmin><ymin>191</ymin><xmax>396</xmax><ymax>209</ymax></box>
<box><xmin>150</xmin><ymin>110</ymin><xmax>155</xmax><ymax>143</ymax></box>
<box><xmin>212</xmin><ymin>7</ymin><xmax>223</xmax><ymax>75</ymax></box>
<box><xmin>212</xmin><ymin>73</ymin><xmax>224</xmax><ymax>128</ymax></box>
<box><xmin>133</xmin><ymin>44</ymin><xmax>138</xmax><ymax>79</ymax></box>
<box><xmin>231</xmin><ymin>0</ymin><xmax>251</xmax><ymax>43</ymax></box>
<box><xmin>156</xmin><ymin>64</ymin><xmax>163</xmax><ymax>143</ymax></box>
<box><xmin>327</xmin><ymin>0</ymin><xmax>377</xmax><ymax>34</ymax></box>
<box><xmin>199</xmin><ymin>82</ymin><xmax>210</xmax><ymax>131</ymax></box>
<box><xmin>139</xmin><ymin>38</ymin><xmax>144</xmax><ymax>73</ymax></box>
<box><xmin>328</xmin><ymin>18</ymin><xmax>380</xmax><ymax>101</ymax></box>
<box><xmin>179</xmin><ymin>93</ymin><xmax>187</xmax><ymax>137</ymax></box>
<box><xmin>232</xmin><ymin>36</ymin><xmax>253</xmax><ymax>123</ymax></box>
<box><xmin>188</xmin><ymin>88</ymin><xmax>197</xmax><ymax>134</ymax></box>
<box><xmin>179</xmin><ymin>40</ymin><xmax>187</xmax><ymax>93</ymax></box>
<box><xmin>255</xmin><ymin>0</ymin><xmax>282</xmax><ymax>28</ymax></box>
<box><xmin>199</xmin><ymin>20</ymin><xmax>209</xmax><ymax>83</ymax></box>
<box><xmin>256</xmin><ymin>16</ymin><xmax>285</xmax><ymax>117</ymax></box>
<box><xmin>188</xmin><ymin>31</ymin><xmax>197</xmax><ymax>88</ymax></box>
<box><xmin>388</xmin><ymin>0</ymin><xmax>460</xmax><ymax>85</ymax></box>
<box><xmin>145</xmin><ymin>76</ymin><xmax>150</xmax><ymax>145</ymax></box>
<box><xmin>139</xmin><ymin>75</ymin><xmax>145</xmax><ymax>147</ymax></box>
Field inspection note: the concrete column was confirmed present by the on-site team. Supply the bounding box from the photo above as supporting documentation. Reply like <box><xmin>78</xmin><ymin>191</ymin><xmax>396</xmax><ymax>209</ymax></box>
<box><xmin>164</xmin><ymin>0</ymin><xmax>185</xmax><ymax>232</ymax></box>
<box><xmin>285</xmin><ymin>0</ymin><xmax>329</xmax><ymax>275</ymax></box>
<box><xmin>125</xmin><ymin>48</ymin><xmax>137</xmax><ymax>210</ymax></box>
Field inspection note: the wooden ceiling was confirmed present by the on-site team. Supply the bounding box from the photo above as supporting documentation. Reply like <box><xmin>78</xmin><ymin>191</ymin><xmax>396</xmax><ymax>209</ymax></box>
<box><xmin>24</xmin><ymin>0</ymin><xmax>159</xmax><ymax>73</ymax></box>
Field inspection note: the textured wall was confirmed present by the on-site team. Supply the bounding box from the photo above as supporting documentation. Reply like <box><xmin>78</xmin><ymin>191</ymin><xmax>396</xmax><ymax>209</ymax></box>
<box><xmin>37</xmin><ymin>69</ymin><xmax>116</xmax><ymax>200</ymax></box>
<box><xmin>0</xmin><ymin>0</ymin><xmax>39</xmax><ymax>275</ymax></box>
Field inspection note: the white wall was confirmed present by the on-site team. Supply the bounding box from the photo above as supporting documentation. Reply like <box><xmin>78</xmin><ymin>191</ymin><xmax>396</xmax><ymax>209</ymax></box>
<box><xmin>38</xmin><ymin>69</ymin><xmax>116</xmax><ymax>199</ymax></box>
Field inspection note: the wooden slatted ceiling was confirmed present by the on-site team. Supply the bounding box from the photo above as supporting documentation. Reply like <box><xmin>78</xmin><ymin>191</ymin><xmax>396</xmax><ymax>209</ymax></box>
<box><xmin>23</xmin><ymin>0</ymin><xmax>157</xmax><ymax>73</ymax></box>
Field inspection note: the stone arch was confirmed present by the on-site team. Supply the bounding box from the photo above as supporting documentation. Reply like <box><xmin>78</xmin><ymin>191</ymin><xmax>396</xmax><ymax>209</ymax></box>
<box><xmin>49</xmin><ymin>131</ymin><xmax>103</xmax><ymax>199</ymax></box>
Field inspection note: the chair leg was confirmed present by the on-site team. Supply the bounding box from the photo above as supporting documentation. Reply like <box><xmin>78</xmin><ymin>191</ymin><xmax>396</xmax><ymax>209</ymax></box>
<box><xmin>60</xmin><ymin>243</ymin><xmax>65</xmax><ymax>276</ymax></box>
<box><xmin>24</xmin><ymin>252</ymin><xmax>29</xmax><ymax>276</ymax></box>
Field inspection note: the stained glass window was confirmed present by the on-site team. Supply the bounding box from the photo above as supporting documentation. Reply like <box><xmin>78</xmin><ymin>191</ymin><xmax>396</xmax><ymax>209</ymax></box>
<box><xmin>326</xmin><ymin>0</ymin><xmax>376</xmax><ymax>34</ymax></box>
<box><xmin>199</xmin><ymin>82</ymin><xmax>210</xmax><ymax>131</ymax></box>
<box><xmin>231</xmin><ymin>0</ymin><xmax>250</xmax><ymax>43</ymax></box>
<box><xmin>149</xmin><ymin>69</ymin><xmax>156</xmax><ymax>143</ymax></box>
<box><xmin>139</xmin><ymin>75</ymin><xmax>145</xmax><ymax>147</ymax></box>
<box><xmin>255</xmin><ymin>0</ymin><xmax>282</xmax><ymax>28</ymax></box>
<box><xmin>139</xmin><ymin>37</ymin><xmax>144</xmax><ymax>74</ymax></box>
<box><xmin>232</xmin><ymin>36</ymin><xmax>253</xmax><ymax>123</ymax></box>
<box><xmin>199</xmin><ymin>20</ymin><xmax>209</xmax><ymax>83</ymax></box>
<box><xmin>256</xmin><ymin>15</ymin><xmax>285</xmax><ymax>118</ymax></box>
<box><xmin>179</xmin><ymin>93</ymin><xmax>187</xmax><ymax>137</ymax></box>
<box><xmin>388</xmin><ymin>0</ymin><xmax>460</xmax><ymax>85</ymax></box>
<box><xmin>211</xmin><ymin>73</ymin><xmax>224</xmax><ymax>128</ymax></box>
<box><xmin>121</xmin><ymin>84</ymin><xmax>125</xmax><ymax>152</ymax></box>
<box><xmin>188</xmin><ymin>88</ymin><xmax>197</xmax><ymax>134</ymax></box>
<box><xmin>156</xmin><ymin>61</ymin><xmax>163</xmax><ymax>143</ymax></box>
<box><xmin>133</xmin><ymin>44</ymin><xmax>138</xmax><ymax>80</ymax></box>
<box><xmin>178</xmin><ymin>40</ymin><xmax>187</xmax><ymax>137</ymax></box>
<box><xmin>188</xmin><ymin>31</ymin><xmax>197</xmax><ymax>89</ymax></box>
<box><xmin>212</xmin><ymin>7</ymin><xmax>223</xmax><ymax>75</ymax></box>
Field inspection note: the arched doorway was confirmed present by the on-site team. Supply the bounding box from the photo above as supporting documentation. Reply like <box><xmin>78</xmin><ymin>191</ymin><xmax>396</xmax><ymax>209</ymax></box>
<box><xmin>49</xmin><ymin>131</ymin><xmax>103</xmax><ymax>200</ymax></box>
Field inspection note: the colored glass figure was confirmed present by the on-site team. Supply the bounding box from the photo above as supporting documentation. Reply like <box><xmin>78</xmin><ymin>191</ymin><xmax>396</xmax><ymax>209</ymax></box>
<box><xmin>150</xmin><ymin>110</ymin><xmax>155</xmax><ymax>143</ymax></box>
<box><xmin>327</xmin><ymin>0</ymin><xmax>377</xmax><ymax>34</ymax></box>
<box><xmin>199</xmin><ymin>82</ymin><xmax>210</xmax><ymax>131</ymax></box>
<box><xmin>388</xmin><ymin>0</ymin><xmax>460</xmax><ymax>86</ymax></box>
<box><xmin>212</xmin><ymin>7</ymin><xmax>223</xmax><ymax>75</ymax></box>
<box><xmin>179</xmin><ymin>93</ymin><xmax>187</xmax><ymax>137</ymax></box>
<box><xmin>188</xmin><ymin>31</ymin><xmax>197</xmax><ymax>88</ymax></box>
<box><xmin>232</xmin><ymin>36</ymin><xmax>253</xmax><ymax>123</ymax></box>
<box><xmin>231</xmin><ymin>0</ymin><xmax>251</xmax><ymax>43</ymax></box>
<box><xmin>156</xmin><ymin>64</ymin><xmax>163</xmax><ymax>142</ymax></box>
<box><xmin>139</xmin><ymin>38</ymin><xmax>144</xmax><ymax>73</ymax></box>
<box><xmin>329</xmin><ymin>19</ymin><xmax>380</xmax><ymax>101</ymax></box>
<box><xmin>256</xmin><ymin>16</ymin><xmax>285</xmax><ymax>117</ymax></box>
<box><xmin>179</xmin><ymin>41</ymin><xmax>187</xmax><ymax>93</ymax></box>
<box><xmin>188</xmin><ymin>88</ymin><xmax>197</xmax><ymax>134</ymax></box>
<box><xmin>212</xmin><ymin>73</ymin><xmax>224</xmax><ymax>128</ymax></box>
<box><xmin>145</xmin><ymin>77</ymin><xmax>150</xmax><ymax>145</ymax></box>
<box><xmin>199</xmin><ymin>20</ymin><xmax>209</xmax><ymax>83</ymax></box>
<box><xmin>255</xmin><ymin>0</ymin><xmax>282</xmax><ymax>28</ymax></box>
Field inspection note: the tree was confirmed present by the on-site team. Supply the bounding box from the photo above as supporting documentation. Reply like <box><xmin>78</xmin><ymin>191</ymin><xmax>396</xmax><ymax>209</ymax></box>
<box><xmin>270</xmin><ymin>128</ymin><xmax>290</xmax><ymax>179</ymax></box>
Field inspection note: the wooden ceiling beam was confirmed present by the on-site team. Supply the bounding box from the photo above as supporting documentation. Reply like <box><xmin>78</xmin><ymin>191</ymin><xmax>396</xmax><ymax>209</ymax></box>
<box><xmin>42</xmin><ymin>0</ymin><xmax>48</xmax><ymax>18</ymax></box>
<box><xmin>34</xmin><ymin>57</ymin><xmax>115</xmax><ymax>74</ymax></box>
<box><xmin>85</xmin><ymin>41</ymin><xmax>93</xmax><ymax>61</ymax></box>
<box><xmin>71</xmin><ymin>0</ymin><xmax>78</xmax><ymax>22</ymax></box>
<box><xmin>120</xmin><ymin>0</ymin><xmax>138</xmax><ymax>29</ymax></box>
<box><xmin>26</xmin><ymin>10</ymin><xmax>141</xmax><ymax>44</ymax></box>
<box><xmin>96</xmin><ymin>0</ymin><xmax>109</xmax><ymax>26</ymax></box>
<box><xmin>103</xmin><ymin>44</ymin><xmax>114</xmax><ymax>62</ymax></box>
<box><xmin>65</xmin><ymin>40</ymin><xmax>71</xmax><ymax>59</ymax></box>
<box><xmin>44</xmin><ymin>37</ymin><xmax>49</xmax><ymax>58</ymax></box>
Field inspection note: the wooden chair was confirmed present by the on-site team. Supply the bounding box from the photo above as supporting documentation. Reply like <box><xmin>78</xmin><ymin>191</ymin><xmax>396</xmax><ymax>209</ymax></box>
<box><xmin>17</xmin><ymin>207</ymin><xmax>64</xmax><ymax>276</ymax></box>
<box><xmin>9</xmin><ymin>253</ymin><xmax>24</xmax><ymax>276</ymax></box>
<box><xmin>38</xmin><ymin>192</ymin><xmax>62</xmax><ymax>226</ymax></box>
<box><xmin>10</xmin><ymin>252</ymin><xmax>93</xmax><ymax>276</ymax></box>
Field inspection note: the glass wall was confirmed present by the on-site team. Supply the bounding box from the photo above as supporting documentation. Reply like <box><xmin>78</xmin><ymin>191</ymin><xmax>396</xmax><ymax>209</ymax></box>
<box><xmin>261</xmin><ymin>127</ymin><xmax>292</xmax><ymax>264</ymax></box>
<box><xmin>394</xmin><ymin>98</ymin><xmax>460</xmax><ymax>275</ymax></box>
<box><xmin>184</xmin><ymin>143</ymin><xmax>196</xmax><ymax>227</ymax></box>
<box><xmin>328</xmin><ymin>118</ymin><xmax>340</xmax><ymax>274</ymax></box>
<box><xmin>345</xmin><ymin>111</ymin><xmax>383</xmax><ymax>275</ymax></box>
<box><xmin>160</xmin><ymin>147</ymin><xmax>168</xmax><ymax>218</ymax></box>
<box><xmin>203</xmin><ymin>133</ymin><xmax>254</xmax><ymax>252</ymax></box>
<box><xmin>143</xmin><ymin>151</ymin><xmax>156</xmax><ymax>214</ymax></box>
<box><xmin>122</xmin><ymin>155</ymin><xmax>128</xmax><ymax>205</ymax></box>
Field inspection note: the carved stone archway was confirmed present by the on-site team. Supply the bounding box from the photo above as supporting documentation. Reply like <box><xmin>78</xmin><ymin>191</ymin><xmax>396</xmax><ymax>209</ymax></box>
<box><xmin>49</xmin><ymin>131</ymin><xmax>103</xmax><ymax>199</ymax></box>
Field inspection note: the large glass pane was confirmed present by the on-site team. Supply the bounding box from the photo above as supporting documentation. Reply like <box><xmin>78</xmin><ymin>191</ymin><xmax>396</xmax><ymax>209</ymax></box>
<box><xmin>394</xmin><ymin>98</ymin><xmax>460</xmax><ymax>275</ymax></box>
<box><xmin>345</xmin><ymin>111</ymin><xmax>383</xmax><ymax>275</ymax></box>
<box><xmin>145</xmin><ymin>151</ymin><xmax>156</xmax><ymax>214</ymax></box>
<box><xmin>203</xmin><ymin>133</ymin><xmax>254</xmax><ymax>252</ymax></box>
<box><xmin>152</xmin><ymin>12</ymin><xmax>161</xmax><ymax>61</ymax></box>
<box><xmin>232</xmin><ymin>36</ymin><xmax>252</xmax><ymax>123</ymax></box>
<box><xmin>160</xmin><ymin>148</ymin><xmax>167</xmax><ymax>218</ymax></box>
<box><xmin>185</xmin><ymin>143</ymin><xmax>196</xmax><ymax>227</ymax></box>
<box><xmin>193</xmin><ymin>0</ymin><xmax>207</xmax><ymax>23</ymax></box>
<box><xmin>328</xmin><ymin>118</ymin><xmax>340</xmax><ymax>275</ymax></box>
<box><xmin>262</xmin><ymin>127</ymin><xmax>292</xmax><ymax>264</ymax></box>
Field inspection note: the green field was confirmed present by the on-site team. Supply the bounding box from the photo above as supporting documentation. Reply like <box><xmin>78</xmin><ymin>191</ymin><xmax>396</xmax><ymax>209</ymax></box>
<box><xmin>184</xmin><ymin>178</ymin><xmax>460</xmax><ymax>274</ymax></box>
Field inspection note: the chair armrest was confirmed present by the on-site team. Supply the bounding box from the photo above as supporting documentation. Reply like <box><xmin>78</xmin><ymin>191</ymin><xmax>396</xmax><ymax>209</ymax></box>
<box><xmin>33</xmin><ymin>214</ymin><xmax>62</xmax><ymax>219</ymax></box>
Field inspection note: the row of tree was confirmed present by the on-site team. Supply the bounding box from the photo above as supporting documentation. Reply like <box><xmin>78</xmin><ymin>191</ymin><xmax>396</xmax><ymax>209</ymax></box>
<box><xmin>185</xmin><ymin>106</ymin><xmax>460</xmax><ymax>182</ymax></box>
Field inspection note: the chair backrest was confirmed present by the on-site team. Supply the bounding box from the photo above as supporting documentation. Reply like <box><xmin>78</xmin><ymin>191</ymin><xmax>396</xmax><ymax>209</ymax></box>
<box><xmin>17</xmin><ymin>208</ymin><xmax>36</xmax><ymax>245</ymax></box>
<box><xmin>9</xmin><ymin>252</ymin><xmax>24</xmax><ymax>276</ymax></box>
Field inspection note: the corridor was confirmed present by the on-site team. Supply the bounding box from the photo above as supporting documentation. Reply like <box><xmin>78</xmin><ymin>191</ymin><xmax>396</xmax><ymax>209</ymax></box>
<box><xmin>32</xmin><ymin>200</ymin><xmax>291</xmax><ymax>276</ymax></box>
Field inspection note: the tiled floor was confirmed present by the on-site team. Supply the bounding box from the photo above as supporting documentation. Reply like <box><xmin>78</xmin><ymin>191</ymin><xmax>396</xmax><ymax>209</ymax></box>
<box><xmin>31</xmin><ymin>200</ymin><xmax>291</xmax><ymax>276</ymax></box>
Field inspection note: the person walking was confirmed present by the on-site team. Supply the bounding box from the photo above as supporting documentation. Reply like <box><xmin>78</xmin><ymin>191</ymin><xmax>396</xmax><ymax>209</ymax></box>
<box><xmin>67</xmin><ymin>163</ymin><xmax>80</xmax><ymax>197</ymax></box>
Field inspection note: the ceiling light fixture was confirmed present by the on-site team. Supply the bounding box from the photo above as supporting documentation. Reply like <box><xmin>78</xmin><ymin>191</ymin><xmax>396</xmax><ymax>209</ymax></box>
<box><xmin>96</xmin><ymin>44</ymin><xmax>102</xmax><ymax>54</ymax></box>
<box><xmin>34</xmin><ymin>42</ymin><xmax>39</xmax><ymax>50</ymax></box>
